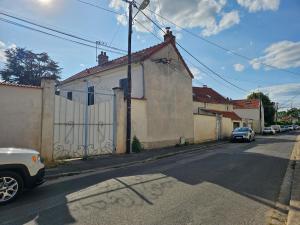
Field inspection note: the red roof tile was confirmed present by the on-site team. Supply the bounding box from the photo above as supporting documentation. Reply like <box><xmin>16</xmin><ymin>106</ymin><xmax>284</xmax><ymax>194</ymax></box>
<box><xmin>193</xmin><ymin>86</ymin><xmax>231</xmax><ymax>104</ymax></box>
<box><xmin>232</xmin><ymin>99</ymin><xmax>260</xmax><ymax>109</ymax></box>
<box><xmin>0</xmin><ymin>82</ymin><xmax>41</xmax><ymax>89</ymax></box>
<box><xmin>202</xmin><ymin>109</ymin><xmax>242</xmax><ymax>121</ymax></box>
<box><xmin>61</xmin><ymin>40</ymin><xmax>193</xmax><ymax>84</ymax></box>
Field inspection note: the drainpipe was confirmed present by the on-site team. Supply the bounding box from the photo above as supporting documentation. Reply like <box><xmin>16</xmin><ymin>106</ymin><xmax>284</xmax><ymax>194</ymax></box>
<box><xmin>140</xmin><ymin>62</ymin><xmax>145</xmax><ymax>98</ymax></box>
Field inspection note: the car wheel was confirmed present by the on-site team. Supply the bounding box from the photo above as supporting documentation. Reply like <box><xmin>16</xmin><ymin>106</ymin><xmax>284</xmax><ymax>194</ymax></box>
<box><xmin>0</xmin><ymin>171</ymin><xmax>23</xmax><ymax>204</ymax></box>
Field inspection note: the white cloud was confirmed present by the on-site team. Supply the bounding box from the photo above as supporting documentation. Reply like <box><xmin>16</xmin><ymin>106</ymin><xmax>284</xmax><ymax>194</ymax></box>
<box><xmin>109</xmin><ymin>0</ymin><xmax>239</xmax><ymax>36</ymax></box>
<box><xmin>250</xmin><ymin>41</ymin><xmax>300</xmax><ymax>70</ymax></box>
<box><xmin>190</xmin><ymin>67</ymin><xmax>203</xmax><ymax>80</ymax></box>
<box><xmin>202</xmin><ymin>10</ymin><xmax>240</xmax><ymax>36</ymax></box>
<box><xmin>0</xmin><ymin>41</ymin><xmax>6</xmax><ymax>63</ymax></box>
<box><xmin>256</xmin><ymin>83</ymin><xmax>300</xmax><ymax>108</ymax></box>
<box><xmin>233</xmin><ymin>63</ymin><xmax>245</xmax><ymax>72</ymax></box>
<box><xmin>237</xmin><ymin>0</ymin><xmax>280</xmax><ymax>12</ymax></box>
<box><xmin>0</xmin><ymin>41</ymin><xmax>17</xmax><ymax>63</ymax></box>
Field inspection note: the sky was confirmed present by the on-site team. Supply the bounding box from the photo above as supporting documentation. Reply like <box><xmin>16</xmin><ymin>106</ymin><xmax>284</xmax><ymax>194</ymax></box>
<box><xmin>0</xmin><ymin>0</ymin><xmax>300</xmax><ymax>110</ymax></box>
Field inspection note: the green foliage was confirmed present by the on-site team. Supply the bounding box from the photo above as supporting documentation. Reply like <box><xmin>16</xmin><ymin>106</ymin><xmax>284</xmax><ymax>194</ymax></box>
<box><xmin>247</xmin><ymin>92</ymin><xmax>275</xmax><ymax>125</ymax></box>
<box><xmin>287</xmin><ymin>108</ymin><xmax>300</xmax><ymax>118</ymax></box>
<box><xmin>0</xmin><ymin>47</ymin><xmax>61</xmax><ymax>86</ymax></box>
<box><xmin>132</xmin><ymin>136</ymin><xmax>143</xmax><ymax>153</ymax></box>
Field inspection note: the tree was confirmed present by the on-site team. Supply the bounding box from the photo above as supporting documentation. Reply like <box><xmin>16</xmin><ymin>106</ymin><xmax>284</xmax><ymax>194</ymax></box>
<box><xmin>247</xmin><ymin>92</ymin><xmax>275</xmax><ymax>125</ymax></box>
<box><xmin>287</xmin><ymin>108</ymin><xmax>300</xmax><ymax>118</ymax></box>
<box><xmin>1</xmin><ymin>47</ymin><xmax>61</xmax><ymax>86</ymax></box>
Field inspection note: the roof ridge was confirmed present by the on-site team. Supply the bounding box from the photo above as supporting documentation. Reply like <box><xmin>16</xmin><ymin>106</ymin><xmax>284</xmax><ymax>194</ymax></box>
<box><xmin>0</xmin><ymin>81</ymin><xmax>41</xmax><ymax>89</ymax></box>
<box><xmin>61</xmin><ymin>40</ymin><xmax>172</xmax><ymax>84</ymax></box>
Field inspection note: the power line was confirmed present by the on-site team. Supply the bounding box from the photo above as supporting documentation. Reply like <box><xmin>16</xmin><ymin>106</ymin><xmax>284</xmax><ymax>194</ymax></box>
<box><xmin>74</xmin><ymin>0</ymin><xmax>250</xmax><ymax>93</ymax></box>
<box><xmin>134</xmin><ymin>17</ymin><xmax>248</xmax><ymax>93</ymax></box>
<box><xmin>0</xmin><ymin>10</ymin><xmax>127</xmax><ymax>53</ymax></box>
<box><xmin>134</xmin><ymin>20</ymin><xmax>234</xmax><ymax>90</ymax></box>
<box><xmin>138</xmin><ymin>9</ymin><xmax>249</xmax><ymax>93</ymax></box>
<box><xmin>0</xmin><ymin>18</ymin><xmax>126</xmax><ymax>55</ymax></box>
<box><xmin>74</xmin><ymin>0</ymin><xmax>300</xmax><ymax>77</ymax></box>
<box><xmin>75</xmin><ymin>0</ymin><xmax>121</xmax><ymax>15</ymax></box>
<box><xmin>139</xmin><ymin>3</ymin><xmax>300</xmax><ymax>77</ymax></box>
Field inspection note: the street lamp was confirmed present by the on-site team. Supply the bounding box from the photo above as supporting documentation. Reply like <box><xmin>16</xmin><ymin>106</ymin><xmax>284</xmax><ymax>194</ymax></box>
<box><xmin>123</xmin><ymin>0</ymin><xmax>150</xmax><ymax>154</ymax></box>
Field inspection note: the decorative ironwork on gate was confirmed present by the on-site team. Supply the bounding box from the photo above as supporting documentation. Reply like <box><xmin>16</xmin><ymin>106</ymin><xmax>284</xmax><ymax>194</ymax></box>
<box><xmin>53</xmin><ymin>88</ymin><xmax>115</xmax><ymax>159</ymax></box>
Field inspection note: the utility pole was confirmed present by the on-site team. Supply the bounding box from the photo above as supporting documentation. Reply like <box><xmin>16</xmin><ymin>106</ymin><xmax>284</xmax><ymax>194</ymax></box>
<box><xmin>123</xmin><ymin>0</ymin><xmax>149</xmax><ymax>154</ymax></box>
<box><xmin>275</xmin><ymin>102</ymin><xmax>279</xmax><ymax>124</ymax></box>
<box><xmin>126</xmin><ymin>1</ymin><xmax>133</xmax><ymax>154</ymax></box>
<box><xmin>83</xmin><ymin>79</ymin><xmax>89</xmax><ymax>160</ymax></box>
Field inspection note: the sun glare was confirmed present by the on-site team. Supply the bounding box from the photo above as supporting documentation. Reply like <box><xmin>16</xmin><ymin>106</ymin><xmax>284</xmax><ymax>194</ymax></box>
<box><xmin>38</xmin><ymin>0</ymin><xmax>52</xmax><ymax>5</ymax></box>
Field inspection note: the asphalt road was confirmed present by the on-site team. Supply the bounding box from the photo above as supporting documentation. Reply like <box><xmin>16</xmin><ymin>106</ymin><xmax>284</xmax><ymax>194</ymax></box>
<box><xmin>0</xmin><ymin>132</ymin><xmax>298</xmax><ymax>225</ymax></box>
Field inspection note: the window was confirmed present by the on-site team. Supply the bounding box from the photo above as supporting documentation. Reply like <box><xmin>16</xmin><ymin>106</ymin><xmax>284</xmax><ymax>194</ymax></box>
<box><xmin>88</xmin><ymin>86</ymin><xmax>94</xmax><ymax>106</ymax></box>
<box><xmin>119</xmin><ymin>78</ymin><xmax>128</xmax><ymax>97</ymax></box>
<box><xmin>55</xmin><ymin>90</ymin><xmax>60</xmax><ymax>96</ymax></box>
<box><xmin>67</xmin><ymin>91</ymin><xmax>72</xmax><ymax>101</ymax></box>
<box><xmin>233</xmin><ymin>122</ymin><xmax>240</xmax><ymax>129</ymax></box>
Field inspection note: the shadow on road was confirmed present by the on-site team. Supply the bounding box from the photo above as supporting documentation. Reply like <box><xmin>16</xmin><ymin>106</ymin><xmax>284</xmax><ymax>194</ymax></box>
<box><xmin>0</xmin><ymin>132</ymin><xmax>298</xmax><ymax>225</ymax></box>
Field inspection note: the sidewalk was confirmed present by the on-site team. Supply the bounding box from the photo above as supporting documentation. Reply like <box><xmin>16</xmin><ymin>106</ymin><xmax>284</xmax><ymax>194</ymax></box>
<box><xmin>46</xmin><ymin>140</ymin><xmax>227</xmax><ymax>179</ymax></box>
<box><xmin>287</xmin><ymin>135</ymin><xmax>300</xmax><ymax>225</ymax></box>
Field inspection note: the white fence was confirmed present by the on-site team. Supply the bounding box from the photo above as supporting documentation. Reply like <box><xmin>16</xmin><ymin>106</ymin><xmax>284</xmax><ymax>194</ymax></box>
<box><xmin>53</xmin><ymin>89</ymin><xmax>115</xmax><ymax>159</ymax></box>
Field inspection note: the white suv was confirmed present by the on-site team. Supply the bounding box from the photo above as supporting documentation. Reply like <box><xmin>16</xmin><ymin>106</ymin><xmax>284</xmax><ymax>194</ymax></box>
<box><xmin>0</xmin><ymin>148</ymin><xmax>45</xmax><ymax>204</ymax></box>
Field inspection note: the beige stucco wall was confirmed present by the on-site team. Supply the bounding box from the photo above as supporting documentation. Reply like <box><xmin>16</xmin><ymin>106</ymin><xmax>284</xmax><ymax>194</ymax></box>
<box><xmin>0</xmin><ymin>85</ymin><xmax>42</xmax><ymax>151</ymax></box>
<box><xmin>222</xmin><ymin>117</ymin><xmax>234</xmax><ymax>138</ymax></box>
<box><xmin>141</xmin><ymin>43</ymin><xmax>194</xmax><ymax>148</ymax></box>
<box><xmin>193</xmin><ymin>101</ymin><xmax>233</xmax><ymax>113</ymax></box>
<box><xmin>59</xmin><ymin>64</ymin><xmax>144</xmax><ymax>100</ymax></box>
<box><xmin>131</xmin><ymin>99</ymin><xmax>147</xmax><ymax>144</ymax></box>
<box><xmin>60</xmin><ymin>42</ymin><xmax>194</xmax><ymax>149</ymax></box>
<box><xmin>194</xmin><ymin>114</ymin><xmax>216</xmax><ymax>143</ymax></box>
<box><xmin>234</xmin><ymin>107</ymin><xmax>264</xmax><ymax>133</ymax></box>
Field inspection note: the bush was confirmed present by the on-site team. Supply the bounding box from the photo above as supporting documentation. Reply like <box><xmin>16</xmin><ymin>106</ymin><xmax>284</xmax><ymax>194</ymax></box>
<box><xmin>132</xmin><ymin>136</ymin><xmax>143</xmax><ymax>153</ymax></box>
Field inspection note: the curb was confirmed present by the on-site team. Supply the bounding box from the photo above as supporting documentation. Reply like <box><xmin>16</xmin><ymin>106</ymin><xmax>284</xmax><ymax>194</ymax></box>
<box><xmin>46</xmin><ymin>141</ymin><xmax>227</xmax><ymax>180</ymax></box>
<box><xmin>287</xmin><ymin>135</ymin><xmax>300</xmax><ymax>225</ymax></box>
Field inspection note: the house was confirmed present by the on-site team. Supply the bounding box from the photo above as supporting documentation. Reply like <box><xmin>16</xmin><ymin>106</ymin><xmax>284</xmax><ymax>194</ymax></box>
<box><xmin>59</xmin><ymin>28</ymin><xmax>194</xmax><ymax>150</ymax></box>
<box><xmin>192</xmin><ymin>85</ymin><xmax>242</xmax><ymax>142</ymax></box>
<box><xmin>232</xmin><ymin>99</ymin><xmax>264</xmax><ymax>133</ymax></box>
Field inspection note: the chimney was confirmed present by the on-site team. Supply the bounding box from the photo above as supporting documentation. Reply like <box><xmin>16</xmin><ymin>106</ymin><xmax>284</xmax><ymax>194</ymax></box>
<box><xmin>98</xmin><ymin>51</ymin><xmax>109</xmax><ymax>66</ymax></box>
<box><xmin>203</xmin><ymin>85</ymin><xmax>208</xmax><ymax>88</ymax></box>
<box><xmin>164</xmin><ymin>27</ymin><xmax>175</xmax><ymax>43</ymax></box>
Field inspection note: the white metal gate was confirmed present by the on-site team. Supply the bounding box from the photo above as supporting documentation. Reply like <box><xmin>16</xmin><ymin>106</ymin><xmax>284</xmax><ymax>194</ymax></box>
<box><xmin>53</xmin><ymin>88</ymin><xmax>115</xmax><ymax>160</ymax></box>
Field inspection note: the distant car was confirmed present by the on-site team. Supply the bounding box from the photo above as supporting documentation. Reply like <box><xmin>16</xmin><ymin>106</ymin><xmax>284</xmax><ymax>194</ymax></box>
<box><xmin>280</xmin><ymin>125</ymin><xmax>288</xmax><ymax>132</ymax></box>
<box><xmin>288</xmin><ymin>125</ymin><xmax>294</xmax><ymax>131</ymax></box>
<box><xmin>293</xmin><ymin>125</ymin><xmax>299</xmax><ymax>130</ymax></box>
<box><xmin>271</xmin><ymin>125</ymin><xmax>281</xmax><ymax>133</ymax></box>
<box><xmin>263</xmin><ymin>127</ymin><xmax>276</xmax><ymax>135</ymax></box>
<box><xmin>0</xmin><ymin>148</ymin><xmax>45</xmax><ymax>204</ymax></box>
<box><xmin>284</xmin><ymin>125</ymin><xmax>290</xmax><ymax>131</ymax></box>
<box><xmin>231</xmin><ymin>127</ymin><xmax>255</xmax><ymax>142</ymax></box>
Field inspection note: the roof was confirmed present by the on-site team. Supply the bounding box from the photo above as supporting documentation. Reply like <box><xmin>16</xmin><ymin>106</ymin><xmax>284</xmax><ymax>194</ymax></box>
<box><xmin>201</xmin><ymin>109</ymin><xmax>242</xmax><ymax>121</ymax></box>
<box><xmin>232</xmin><ymin>99</ymin><xmax>260</xmax><ymax>109</ymax></box>
<box><xmin>0</xmin><ymin>82</ymin><xmax>41</xmax><ymax>89</ymax></box>
<box><xmin>61</xmin><ymin>39</ymin><xmax>193</xmax><ymax>84</ymax></box>
<box><xmin>193</xmin><ymin>86</ymin><xmax>231</xmax><ymax>104</ymax></box>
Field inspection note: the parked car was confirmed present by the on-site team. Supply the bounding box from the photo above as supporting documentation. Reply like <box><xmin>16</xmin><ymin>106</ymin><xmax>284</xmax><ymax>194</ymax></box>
<box><xmin>284</xmin><ymin>125</ymin><xmax>290</xmax><ymax>131</ymax></box>
<box><xmin>293</xmin><ymin>125</ymin><xmax>299</xmax><ymax>130</ymax></box>
<box><xmin>288</xmin><ymin>125</ymin><xmax>294</xmax><ymax>131</ymax></box>
<box><xmin>231</xmin><ymin>127</ymin><xmax>255</xmax><ymax>142</ymax></box>
<box><xmin>0</xmin><ymin>148</ymin><xmax>45</xmax><ymax>204</ymax></box>
<box><xmin>271</xmin><ymin>125</ymin><xmax>281</xmax><ymax>133</ymax></box>
<box><xmin>280</xmin><ymin>125</ymin><xmax>287</xmax><ymax>132</ymax></box>
<box><xmin>263</xmin><ymin>127</ymin><xmax>276</xmax><ymax>135</ymax></box>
